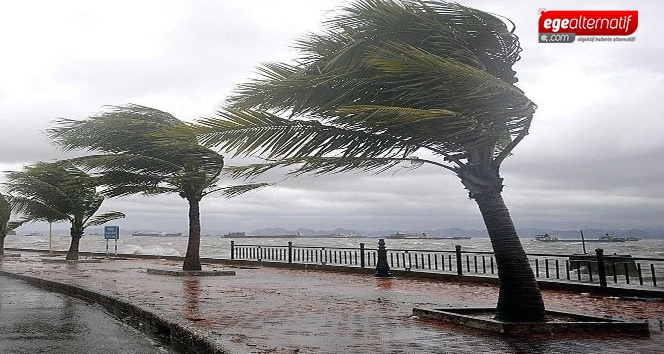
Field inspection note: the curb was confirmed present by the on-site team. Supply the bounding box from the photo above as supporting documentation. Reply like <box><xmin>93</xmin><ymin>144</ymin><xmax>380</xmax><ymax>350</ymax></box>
<box><xmin>0</xmin><ymin>270</ymin><xmax>253</xmax><ymax>354</ymax></box>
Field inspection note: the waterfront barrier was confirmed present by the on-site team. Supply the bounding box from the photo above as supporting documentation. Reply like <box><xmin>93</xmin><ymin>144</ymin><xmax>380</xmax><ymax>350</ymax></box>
<box><xmin>230</xmin><ymin>240</ymin><xmax>664</xmax><ymax>292</ymax></box>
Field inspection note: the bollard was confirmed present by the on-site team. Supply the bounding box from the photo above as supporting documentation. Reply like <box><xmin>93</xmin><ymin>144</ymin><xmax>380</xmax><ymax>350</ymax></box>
<box><xmin>455</xmin><ymin>245</ymin><xmax>463</xmax><ymax>276</ymax></box>
<box><xmin>596</xmin><ymin>248</ymin><xmax>607</xmax><ymax>287</ymax></box>
<box><xmin>374</xmin><ymin>239</ymin><xmax>392</xmax><ymax>277</ymax></box>
<box><xmin>288</xmin><ymin>241</ymin><xmax>293</xmax><ymax>264</ymax></box>
<box><xmin>360</xmin><ymin>243</ymin><xmax>365</xmax><ymax>268</ymax></box>
<box><xmin>230</xmin><ymin>240</ymin><xmax>235</xmax><ymax>260</ymax></box>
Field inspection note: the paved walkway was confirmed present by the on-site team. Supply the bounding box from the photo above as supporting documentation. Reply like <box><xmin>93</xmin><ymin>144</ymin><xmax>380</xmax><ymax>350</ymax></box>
<box><xmin>1</xmin><ymin>251</ymin><xmax>664</xmax><ymax>354</ymax></box>
<box><xmin>0</xmin><ymin>274</ymin><xmax>177</xmax><ymax>354</ymax></box>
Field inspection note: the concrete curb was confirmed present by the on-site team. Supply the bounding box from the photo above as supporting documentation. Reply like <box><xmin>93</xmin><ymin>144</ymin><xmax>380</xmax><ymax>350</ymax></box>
<box><xmin>0</xmin><ymin>270</ymin><xmax>253</xmax><ymax>354</ymax></box>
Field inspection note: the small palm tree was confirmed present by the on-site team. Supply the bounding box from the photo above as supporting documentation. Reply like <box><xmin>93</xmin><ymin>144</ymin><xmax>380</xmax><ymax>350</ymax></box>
<box><xmin>5</xmin><ymin>162</ymin><xmax>125</xmax><ymax>260</ymax></box>
<box><xmin>194</xmin><ymin>0</ymin><xmax>544</xmax><ymax>321</ymax></box>
<box><xmin>48</xmin><ymin>105</ymin><xmax>269</xmax><ymax>270</ymax></box>
<box><xmin>0</xmin><ymin>193</ymin><xmax>26</xmax><ymax>256</ymax></box>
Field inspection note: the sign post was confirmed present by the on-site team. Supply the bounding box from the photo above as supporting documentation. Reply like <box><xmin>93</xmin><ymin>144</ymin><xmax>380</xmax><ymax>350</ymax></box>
<box><xmin>104</xmin><ymin>226</ymin><xmax>120</xmax><ymax>257</ymax></box>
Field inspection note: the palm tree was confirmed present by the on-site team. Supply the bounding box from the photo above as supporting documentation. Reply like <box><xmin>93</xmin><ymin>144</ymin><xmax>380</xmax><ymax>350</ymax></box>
<box><xmin>194</xmin><ymin>0</ymin><xmax>544</xmax><ymax>321</ymax></box>
<box><xmin>48</xmin><ymin>105</ymin><xmax>269</xmax><ymax>271</ymax></box>
<box><xmin>0</xmin><ymin>193</ymin><xmax>26</xmax><ymax>256</ymax></box>
<box><xmin>4</xmin><ymin>162</ymin><xmax>125</xmax><ymax>260</ymax></box>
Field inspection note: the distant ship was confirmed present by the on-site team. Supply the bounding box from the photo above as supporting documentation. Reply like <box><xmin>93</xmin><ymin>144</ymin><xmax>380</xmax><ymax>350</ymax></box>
<box><xmin>597</xmin><ymin>233</ymin><xmax>626</xmax><ymax>242</ymax></box>
<box><xmin>386</xmin><ymin>232</ymin><xmax>465</xmax><ymax>239</ymax></box>
<box><xmin>131</xmin><ymin>231</ymin><xmax>183</xmax><ymax>237</ymax></box>
<box><xmin>534</xmin><ymin>234</ymin><xmax>559</xmax><ymax>242</ymax></box>
<box><xmin>222</xmin><ymin>232</ymin><xmax>247</xmax><ymax>238</ymax></box>
<box><xmin>25</xmin><ymin>232</ymin><xmax>42</xmax><ymax>236</ymax></box>
<box><xmin>387</xmin><ymin>232</ymin><xmax>406</xmax><ymax>239</ymax></box>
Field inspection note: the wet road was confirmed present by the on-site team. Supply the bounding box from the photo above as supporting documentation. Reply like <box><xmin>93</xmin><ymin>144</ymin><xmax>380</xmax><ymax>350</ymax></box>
<box><xmin>0</xmin><ymin>276</ymin><xmax>177</xmax><ymax>354</ymax></box>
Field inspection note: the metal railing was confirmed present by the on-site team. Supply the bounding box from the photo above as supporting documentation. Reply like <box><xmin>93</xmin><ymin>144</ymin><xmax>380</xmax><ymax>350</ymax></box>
<box><xmin>230</xmin><ymin>240</ymin><xmax>664</xmax><ymax>289</ymax></box>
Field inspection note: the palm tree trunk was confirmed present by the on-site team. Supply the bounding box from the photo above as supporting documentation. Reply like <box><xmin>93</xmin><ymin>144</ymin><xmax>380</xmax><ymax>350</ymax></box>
<box><xmin>183</xmin><ymin>198</ymin><xmax>202</xmax><ymax>271</ymax></box>
<box><xmin>474</xmin><ymin>192</ymin><xmax>546</xmax><ymax>322</ymax></box>
<box><xmin>0</xmin><ymin>235</ymin><xmax>5</xmax><ymax>256</ymax></box>
<box><xmin>66</xmin><ymin>227</ymin><xmax>83</xmax><ymax>260</ymax></box>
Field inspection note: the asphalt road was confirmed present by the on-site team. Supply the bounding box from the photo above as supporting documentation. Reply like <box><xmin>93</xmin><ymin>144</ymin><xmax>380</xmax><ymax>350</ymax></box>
<box><xmin>0</xmin><ymin>276</ymin><xmax>178</xmax><ymax>354</ymax></box>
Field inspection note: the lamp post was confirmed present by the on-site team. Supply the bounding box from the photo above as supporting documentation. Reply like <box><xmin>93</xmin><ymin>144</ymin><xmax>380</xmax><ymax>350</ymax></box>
<box><xmin>374</xmin><ymin>238</ymin><xmax>392</xmax><ymax>277</ymax></box>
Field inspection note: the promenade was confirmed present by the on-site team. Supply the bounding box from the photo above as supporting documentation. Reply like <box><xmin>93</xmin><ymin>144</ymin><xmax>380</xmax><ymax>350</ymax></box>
<box><xmin>1</xmin><ymin>251</ymin><xmax>664</xmax><ymax>354</ymax></box>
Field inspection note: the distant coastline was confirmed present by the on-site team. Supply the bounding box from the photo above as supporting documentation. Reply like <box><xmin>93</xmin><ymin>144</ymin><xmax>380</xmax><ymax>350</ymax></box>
<box><xmin>16</xmin><ymin>227</ymin><xmax>664</xmax><ymax>240</ymax></box>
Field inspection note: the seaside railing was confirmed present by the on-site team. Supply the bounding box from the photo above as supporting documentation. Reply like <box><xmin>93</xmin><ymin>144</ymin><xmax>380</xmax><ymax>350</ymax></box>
<box><xmin>230</xmin><ymin>240</ymin><xmax>664</xmax><ymax>289</ymax></box>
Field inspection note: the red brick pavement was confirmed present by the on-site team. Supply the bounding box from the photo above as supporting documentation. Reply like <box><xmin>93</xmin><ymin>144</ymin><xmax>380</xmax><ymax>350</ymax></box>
<box><xmin>1</xmin><ymin>252</ymin><xmax>663</xmax><ymax>354</ymax></box>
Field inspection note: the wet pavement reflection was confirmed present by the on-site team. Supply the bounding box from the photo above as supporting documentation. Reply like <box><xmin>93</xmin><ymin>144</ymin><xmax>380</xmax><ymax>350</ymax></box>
<box><xmin>0</xmin><ymin>276</ymin><xmax>177</xmax><ymax>354</ymax></box>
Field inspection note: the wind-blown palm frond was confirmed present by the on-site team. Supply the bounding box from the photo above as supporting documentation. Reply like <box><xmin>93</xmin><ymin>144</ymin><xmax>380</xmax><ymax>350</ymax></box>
<box><xmin>197</xmin><ymin>109</ymin><xmax>418</xmax><ymax>160</ymax></box>
<box><xmin>223</xmin><ymin>155</ymin><xmax>428</xmax><ymax>180</ymax></box>
<box><xmin>0</xmin><ymin>193</ymin><xmax>12</xmax><ymax>226</ymax></box>
<box><xmin>6</xmin><ymin>195</ymin><xmax>71</xmax><ymax>222</ymax></box>
<box><xmin>0</xmin><ymin>193</ymin><xmax>27</xmax><ymax>235</ymax></box>
<box><xmin>218</xmin><ymin>183</ymin><xmax>272</xmax><ymax>198</ymax></box>
<box><xmin>48</xmin><ymin>105</ymin><xmax>183</xmax><ymax>154</ymax></box>
<box><xmin>0</xmin><ymin>194</ymin><xmax>27</xmax><ymax>255</ymax></box>
<box><xmin>49</xmin><ymin>105</ymin><xmax>228</xmax><ymax>201</ymax></box>
<box><xmin>85</xmin><ymin>211</ymin><xmax>126</xmax><ymax>227</ymax></box>
<box><xmin>6</xmin><ymin>220</ymin><xmax>25</xmax><ymax>231</ymax></box>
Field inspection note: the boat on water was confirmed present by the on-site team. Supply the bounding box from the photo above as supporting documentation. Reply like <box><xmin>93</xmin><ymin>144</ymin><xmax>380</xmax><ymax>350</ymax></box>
<box><xmin>387</xmin><ymin>232</ymin><xmax>406</xmax><ymax>239</ymax></box>
<box><xmin>131</xmin><ymin>231</ymin><xmax>183</xmax><ymax>237</ymax></box>
<box><xmin>385</xmin><ymin>232</ymin><xmax>468</xmax><ymax>240</ymax></box>
<box><xmin>534</xmin><ymin>234</ymin><xmax>559</xmax><ymax>242</ymax></box>
<box><xmin>597</xmin><ymin>233</ymin><xmax>626</xmax><ymax>242</ymax></box>
<box><xmin>555</xmin><ymin>232</ymin><xmax>640</xmax><ymax>243</ymax></box>
<box><xmin>329</xmin><ymin>233</ymin><xmax>361</xmax><ymax>238</ymax></box>
<box><xmin>25</xmin><ymin>232</ymin><xmax>42</xmax><ymax>236</ymax></box>
<box><xmin>223</xmin><ymin>232</ymin><xmax>247</xmax><ymax>238</ymax></box>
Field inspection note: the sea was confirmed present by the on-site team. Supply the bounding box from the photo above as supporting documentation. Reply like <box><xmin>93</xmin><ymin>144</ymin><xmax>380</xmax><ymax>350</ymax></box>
<box><xmin>6</xmin><ymin>234</ymin><xmax>664</xmax><ymax>260</ymax></box>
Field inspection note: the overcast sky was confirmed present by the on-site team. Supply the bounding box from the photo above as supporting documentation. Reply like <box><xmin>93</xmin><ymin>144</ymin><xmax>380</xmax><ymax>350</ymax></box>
<box><xmin>1</xmin><ymin>0</ymin><xmax>662</xmax><ymax>234</ymax></box>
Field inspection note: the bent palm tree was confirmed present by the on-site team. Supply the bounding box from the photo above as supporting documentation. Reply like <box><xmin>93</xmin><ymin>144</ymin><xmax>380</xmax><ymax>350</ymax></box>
<box><xmin>0</xmin><ymin>193</ymin><xmax>26</xmax><ymax>256</ymax></box>
<box><xmin>195</xmin><ymin>0</ymin><xmax>544</xmax><ymax>321</ymax></box>
<box><xmin>5</xmin><ymin>162</ymin><xmax>125</xmax><ymax>260</ymax></box>
<box><xmin>48</xmin><ymin>105</ymin><xmax>269</xmax><ymax>270</ymax></box>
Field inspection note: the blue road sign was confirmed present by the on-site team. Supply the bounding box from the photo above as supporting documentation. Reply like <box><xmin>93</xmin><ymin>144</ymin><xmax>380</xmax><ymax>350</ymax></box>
<box><xmin>104</xmin><ymin>226</ymin><xmax>120</xmax><ymax>240</ymax></box>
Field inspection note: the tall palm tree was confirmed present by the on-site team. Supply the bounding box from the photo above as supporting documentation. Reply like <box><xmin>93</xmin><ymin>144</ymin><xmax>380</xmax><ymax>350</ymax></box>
<box><xmin>48</xmin><ymin>105</ymin><xmax>269</xmax><ymax>271</ymax></box>
<box><xmin>4</xmin><ymin>162</ymin><xmax>125</xmax><ymax>260</ymax></box>
<box><xmin>0</xmin><ymin>193</ymin><xmax>26</xmax><ymax>256</ymax></box>
<box><xmin>194</xmin><ymin>0</ymin><xmax>544</xmax><ymax>321</ymax></box>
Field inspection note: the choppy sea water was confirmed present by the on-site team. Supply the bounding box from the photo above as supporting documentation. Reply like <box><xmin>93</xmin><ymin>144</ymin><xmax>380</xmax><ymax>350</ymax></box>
<box><xmin>6</xmin><ymin>234</ymin><xmax>664</xmax><ymax>260</ymax></box>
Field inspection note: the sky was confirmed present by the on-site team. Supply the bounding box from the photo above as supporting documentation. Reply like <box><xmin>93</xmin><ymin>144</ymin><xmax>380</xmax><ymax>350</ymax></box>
<box><xmin>1</xmin><ymin>0</ymin><xmax>662</xmax><ymax>235</ymax></box>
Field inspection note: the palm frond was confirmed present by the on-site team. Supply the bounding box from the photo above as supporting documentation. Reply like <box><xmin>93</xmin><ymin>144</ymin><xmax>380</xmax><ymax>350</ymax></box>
<box><xmin>217</xmin><ymin>183</ymin><xmax>272</xmax><ymax>198</ymax></box>
<box><xmin>196</xmin><ymin>109</ymin><xmax>418</xmax><ymax>160</ymax></box>
<box><xmin>48</xmin><ymin>104</ymin><xmax>183</xmax><ymax>154</ymax></box>
<box><xmin>6</xmin><ymin>220</ymin><xmax>26</xmax><ymax>231</ymax></box>
<box><xmin>49</xmin><ymin>104</ymin><xmax>228</xmax><ymax>201</ymax></box>
<box><xmin>223</xmin><ymin>155</ymin><xmax>434</xmax><ymax>180</ymax></box>
<box><xmin>84</xmin><ymin>211</ymin><xmax>126</xmax><ymax>227</ymax></box>
<box><xmin>68</xmin><ymin>153</ymin><xmax>183</xmax><ymax>175</ymax></box>
<box><xmin>5</xmin><ymin>195</ymin><xmax>70</xmax><ymax>223</ymax></box>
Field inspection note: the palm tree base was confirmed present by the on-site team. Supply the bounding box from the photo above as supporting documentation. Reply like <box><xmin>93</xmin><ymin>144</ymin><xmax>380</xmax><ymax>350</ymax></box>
<box><xmin>147</xmin><ymin>268</ymin><xmax>236</xmax><ymax>276</ymax></box>
<box><xmin>412</xmin><ymin>307</ymin><xmax>649</xmax><ymax>336</ymax></box>
<box><xmin>40</xmin><ymin>258</ymin><xmax>102</xmax><ymax>263</ymax></box>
